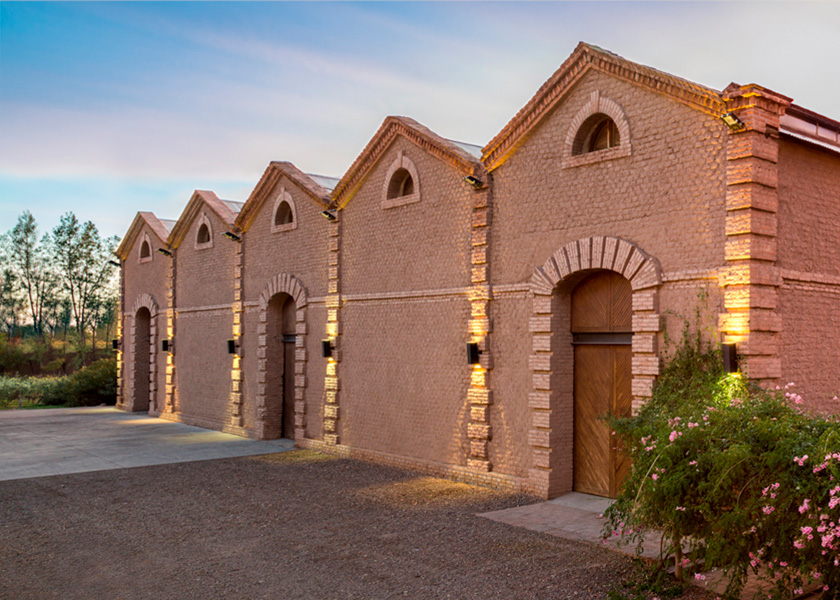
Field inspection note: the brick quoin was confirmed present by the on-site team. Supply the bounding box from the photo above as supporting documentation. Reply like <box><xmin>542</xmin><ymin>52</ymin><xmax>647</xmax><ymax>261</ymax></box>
<box><xmin>119</xmin><ymin>42</ymin><xmax>840</xmax><ymax>498</ymax></box>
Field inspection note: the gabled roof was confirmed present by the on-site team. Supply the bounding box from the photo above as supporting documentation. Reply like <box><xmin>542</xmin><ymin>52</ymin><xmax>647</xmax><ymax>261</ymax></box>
<box><xmin>482</xmin><ymin>42</ymin><xmax>725</xmax><ymax>171</ymax></box>
<box><xmin>115</xmin><ymin>212</ymin><xmax>175</xmax><ymax>260</ymax></box>
<box><xmin>167</xmin><ymin>190</ymin><xmax>239</xmax><ymax>249</ymax></box>
<box><xmin>331</xmin><ymin>116</ymin><xmax>485</xmax><ymax>208</ymax></box>
<box><xmin>235</xmin><ymin>161</ymin><xmax>332</xmax><ymax>231</ymax></box>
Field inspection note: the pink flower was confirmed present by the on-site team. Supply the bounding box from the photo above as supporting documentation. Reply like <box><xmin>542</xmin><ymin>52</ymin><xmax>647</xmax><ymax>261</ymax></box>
<box><xmin>799</xmin><ymin>499</ymin><xmax>811</xmax><ymax>514</ymax></box>
<box><xmin>651</xmin><ymin>474</ymin><xmax>659</xmax><ymax>481</ymax></box>
<box><xmin>694</xmin><ymin>573</ymin><xmax>706</xmax><ymax>581</ymax></box>
<box><xmin>762</xmin><ymin>505</ymin><xmax>775</xmax><ymax>515</ymax></box>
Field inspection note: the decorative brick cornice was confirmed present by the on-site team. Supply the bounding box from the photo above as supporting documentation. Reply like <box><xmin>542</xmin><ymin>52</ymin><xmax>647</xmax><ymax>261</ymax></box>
<box><xmin>719</xmin><ymin>83</ymin><xmax>785</xmax><ymax>383</ymax></box>
<box><xmin>236</xmin><ymin>162</ymin><xmax>331</xmax><ymax>232</ymax></box>
<box><xmin>116</xmin><ymin>212</ymin><xmax>172</xmax><ymax>261</ymax></box>
<box><xmin>483</xmin><ymin>42</ymin><xmax>724</xmax><ymax>171</ymax></box>
<box><xmin>332</xmin><ymin>116</ymin><xmax>484</xmax><ymax>208</ymax></box>
<box><xmin>167</xmin><ymin>190</ymin><xmax>238</xmax><ymax>249</ymax></box>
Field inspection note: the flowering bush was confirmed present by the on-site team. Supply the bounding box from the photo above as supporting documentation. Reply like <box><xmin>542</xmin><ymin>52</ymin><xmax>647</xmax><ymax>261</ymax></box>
<box><xmin>604</xmin><ymin>336</ymin><xmax>840</xmax><ymax>599</ymax></box>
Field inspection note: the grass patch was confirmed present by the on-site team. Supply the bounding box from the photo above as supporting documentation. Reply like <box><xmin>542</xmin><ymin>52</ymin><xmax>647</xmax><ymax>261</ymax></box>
<box><xmin>355</xmin><ymin>476</ymin><xmax>503</xmax><ymax>508</ymax></box>
<box><xmin>249</xmin><ymin>449</ymin><xmax>338</xmax><ymax>465</ymax></box>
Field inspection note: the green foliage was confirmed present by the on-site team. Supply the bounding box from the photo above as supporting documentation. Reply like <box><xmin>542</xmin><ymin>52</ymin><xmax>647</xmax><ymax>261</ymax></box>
<box><xmin>0</xmin><ymin>358</ymin><xmax>116</xmax><ymax>409</ymax></box>
<box><xmin>604</xmin><ymin>333</ymin><xmax>840</xmax><ymax>599</ymax></box>
<box><xmin>0</xmin><ymin>375</ymin><xmax>65</xmax><ymax>409</ymax></box>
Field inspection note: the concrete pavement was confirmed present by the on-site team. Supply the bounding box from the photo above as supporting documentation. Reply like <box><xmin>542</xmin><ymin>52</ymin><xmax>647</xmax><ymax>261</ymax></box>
<box><xmin>0</xmin><ymin>406</ymin><xmax>294</xmax><ymax>481</ymax></box>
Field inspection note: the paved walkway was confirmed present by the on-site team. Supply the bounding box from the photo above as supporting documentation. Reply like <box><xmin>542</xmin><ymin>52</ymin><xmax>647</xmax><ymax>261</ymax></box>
<box><xmin>482</xmin><ymin>494</ymin><xmax>822</xmax><ymax>599</ymax></box>
<box><xmin>0</xmin><ymin>406</ymin><xmax>294</xmax><ymax>481</ymax></box>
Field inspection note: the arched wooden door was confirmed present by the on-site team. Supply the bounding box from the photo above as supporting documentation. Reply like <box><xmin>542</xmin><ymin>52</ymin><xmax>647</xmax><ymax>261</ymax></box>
<box><xmin>133</xmin><ymin>307</ymin><xmax>151</xmax><ymax>412</ymax></box>
<box><xmin>571</xmin><ymin>271</ymin><xmax>632</xmax><ymax>498</ymax></box>
<box><xmin>267</xmin><ymin>293</ymin><xmax>297</xmax><ymax>440</ymax></box>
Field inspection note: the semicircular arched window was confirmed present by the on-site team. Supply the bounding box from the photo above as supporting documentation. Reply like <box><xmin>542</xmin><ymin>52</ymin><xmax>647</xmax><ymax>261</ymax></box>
<box><xmin>387</xmin><ymin>168</ymin><xmax>415</xmax><ymax>200</ymax></box>
<box><xmin>572</xmin><ymin>114</ymin><xmax>621</xmax><ymax>155</ymax></box>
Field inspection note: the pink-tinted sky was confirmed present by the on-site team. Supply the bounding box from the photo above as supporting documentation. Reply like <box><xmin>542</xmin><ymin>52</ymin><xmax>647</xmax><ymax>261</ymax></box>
<box><xmin>2</xmin><ymin>1</ymin><xmax>839</xmax><ymax>238</ymax></box>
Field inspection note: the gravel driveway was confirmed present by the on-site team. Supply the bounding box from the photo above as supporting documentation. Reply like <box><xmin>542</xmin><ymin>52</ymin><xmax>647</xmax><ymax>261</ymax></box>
<box><xmin>1</xmin><ymin>450</ymin><xmax>713</xmax><ymax>599</ymax></box>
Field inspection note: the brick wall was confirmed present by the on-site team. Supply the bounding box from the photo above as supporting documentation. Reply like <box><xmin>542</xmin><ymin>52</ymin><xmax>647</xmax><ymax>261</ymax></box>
<box><xmin>171</xmin><ymin>208</ymin><xmax>237</xmax><ymax>427</ymax></box>
<box><xmin>776</xmin><ymin>138</ymin><xmax>840</xmax><ymax>409</ymax></box>
<box><xmin>120</xmin><ymin>223</ymin><xmax>170</xmax><ymax>413</ymax></box>
<box><xmin>338</xmin><ymin>136</ymin><xmax>475</xmax><ymax>465</ymax></box>
<box><xmin>239</xmin><ymin>176</ymin><xmax>330</xmax><ymax>439</ymax></box>
<box><xmin>488</xmin><ymin>70</ymin><xmax>726</xmax><ymax>488</ymax></box>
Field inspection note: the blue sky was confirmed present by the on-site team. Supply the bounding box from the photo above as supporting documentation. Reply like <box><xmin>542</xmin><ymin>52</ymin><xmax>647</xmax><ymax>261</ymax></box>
<box><xmin>2</xmin><ymin>1</ymin><xmax>839</xmax><ymax>239</ymax></box>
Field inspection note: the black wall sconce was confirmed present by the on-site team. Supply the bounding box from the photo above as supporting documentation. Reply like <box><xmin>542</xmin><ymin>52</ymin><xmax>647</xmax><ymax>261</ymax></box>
<box><xmin>162</xmin><ymin>339</ymin><xmax>172</xmax><ymax>353</ymax></box>
<box><xmin>320</xmin><ymin>209</ymin><xmax>337</xmax><ymax>221</ymax></box>
<box><xmin>156</xmin><ymin>248</ymin><xmax>173</xmax><ymax>257</ymax></box>
<box><xmin>463</xmin><ymin>175</ymin><xmax>484</xmax><ymax>189</ymax></box>
<box><xmin>467</xmin><ymin>342</ymin><xmax>482</xmax><ymax>365</ymax></box>
<box><xmin>722</xmin><ymin>342</ymin><xmax>738</xmax><ymax>373</ymax></box>
<box><xmin>112</xmin><ymin>338</ymin><xmax>120</xmax><ymax>350</ymax></box>
<box><xmin>223</xmin><ymin>232</ymin><xmax>241</xmax><ymax>242</ymax></box>
<box><xmin>721</xmin><ymin>112</ymin><xmax>745</xmax><ymax>131</ymax></box>
<box><xmin>321</xmin><ymin>339</ymin><xmax>334</xmax><ymax>359</ymax></box>
<box><xmin>227</xmin><ymin>339</ymin><xmax>240</xmax><ymax>355</ymax></box>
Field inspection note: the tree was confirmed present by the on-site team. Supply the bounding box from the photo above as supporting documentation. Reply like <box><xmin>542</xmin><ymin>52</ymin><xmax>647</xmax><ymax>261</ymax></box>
<box><xmin>48</xmin><ymin>213</ymin><xmax>119</xmax><ymax>355</ymax></box>
<box><xmin>0</xmin><ymin>267</ymin><xmax>24</xmax><ymax>336</ymax></box>
<box><xmin>5</xmin><ymin>212</ymin><xmax>60</xmax><ymax>336</ymax></box>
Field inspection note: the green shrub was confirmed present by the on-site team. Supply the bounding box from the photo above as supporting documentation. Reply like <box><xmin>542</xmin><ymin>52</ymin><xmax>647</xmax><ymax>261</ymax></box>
<box><xmin>0</xmin><ymin>375</ymin><xmax>64</xmax><ymax>408</ymax></box>
<box><xmin>0</xmin><ymin>358</ymin><xmax>116</xmax><ymax>408</ymax></box>
<box><xmin>61</xmin><ymin>359</ymin><xmax>117</xmax><ymax>407</ymax></box>
<box><xmin>604</xmin><ymin>334</ymin><xmax>840</xmax><ymax>599</ymax></box>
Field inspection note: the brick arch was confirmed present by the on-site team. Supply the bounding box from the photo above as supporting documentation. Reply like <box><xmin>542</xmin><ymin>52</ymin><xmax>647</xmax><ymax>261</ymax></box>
<box><xmin>124</xmin><ymin>293</ymin><xmax>159</xmax><ymax>412</ymax></box>
<box><xmin>255</xmin><ymin>273</ymin><xmax>308</xmax><ymax>440</ymax></box>
<box><xmin>381</xmin><ymin>150</ymin><xmax>421</xmax><ymax>209</ymax></box>
<box><xmin>526</xmin><ymin>236</ymin><xmax>662</xmax><ymax>498</ymax></box>
<box><xmin>563</xmin><ymin>90</ymin><xmax>632</xmax><ymax>168</ymax></box>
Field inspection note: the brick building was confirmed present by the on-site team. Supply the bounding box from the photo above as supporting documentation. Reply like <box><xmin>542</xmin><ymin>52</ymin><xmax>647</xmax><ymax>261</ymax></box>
<box><xmin>116</xmin><ymin>43</ymin><xmax>840</xmax><ymax>499</ymax></box>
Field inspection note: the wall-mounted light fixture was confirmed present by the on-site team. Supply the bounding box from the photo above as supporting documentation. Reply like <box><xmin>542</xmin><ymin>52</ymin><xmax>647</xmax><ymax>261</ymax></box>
<box><xmin>721</xmin><ymin>112</ymin><xmax>745</xmax><ymax>131</ymax></box>
<box><xmin>156</xmin><ymin>248</ymin><xmax>173</xmax><ymax>257</ymax></box>
<box><xmin>227</xmin><ymin>338</ymin><xmax>240</xmax><ymax>355</ymax></box>
<box><xmin>321</xmin><ymin>339</ymin><xmax>334</xmax><ymax>359</ymax></box>
<box><xmin>108</xmin><ymin>259</ymin><xmax>121</xmax><ymax>267</ymax></box>
<box><xmin>223</xmin><ymin>232</ymin><xmax>241</xmax><ymax>242</ymax></box>
<box><xmin>467</xmin><ymin>342</ymin><xmax>482</xmax><ymax>365</ymax></box>
<box><xmin>112</xmin><ymin>339</ymin><xmax>120</xmax><ymax>350</ymax></box>
<box><xmin>162</xmin><ymin>339</ymin><xmax>172</xmax><ymax>353</ymax></box>
<box><xmin>463</xmin><ymin>175</ymin><xmax>484</xmax><ymax>189</ymax></box>
<box><xmin>722</xmin><ymin>342</ymin><xmax>738</xmax><ymax>373</ymax></box>
<box><xmin>320</xmin><ymin>209</ymin><xmax>337</xmax><ymax>221</ymax></box>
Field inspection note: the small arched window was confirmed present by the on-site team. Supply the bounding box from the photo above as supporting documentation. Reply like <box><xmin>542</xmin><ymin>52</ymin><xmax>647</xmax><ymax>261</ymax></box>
<box><xmin>271</xmin><ymin>191</ymin><xmax>297</xmax><ymax>233</ymax></box>
<box><xmin>274</xmin><ymin>201</ymin><xmax>293</xmax><ymax>226</ymax></box>
<box><xmin>573</xmin><ymin>114</ymin><xmax>620</xmax><ymax>155</ymax></box>
<box><xmin>387</xmin><ymin>168</ymin><xmax>414</xmax><ymax>200</ymax></box>
<box><xmin>196</xmin><ymin>223</ymin><xmax>211</xmax><ymax>245</ymax></box>
<box><xmin>140</xmin><ymin>240</ymin><xmax>151</xmax><ymax>259</ymax></box>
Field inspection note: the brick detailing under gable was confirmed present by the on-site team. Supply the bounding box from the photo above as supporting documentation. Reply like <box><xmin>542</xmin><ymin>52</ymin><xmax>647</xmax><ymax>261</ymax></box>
<box><xmin>115</xmin><ymin>262</ymin><xmax>125</xmax><ymax>409</ymax></box>
<box><xmin>255</xmin><ymin>273</ymin><xmax>309</xmax><ymax>441</ymax></box>
<box><xmin>720</xmin><ymin>84</ymin><xmax>791</xmax><ymax>383</ymax></box>
<box><xmin>466</xmin><ymin>179</ymin><xmax>493</xmax><ymax>472</ymax></box>
<box><xmin>122</xmin><ymin>293</ymin><xmax>159</xmax><ymax>412</ymax></box>
<box><xmin>323</xmin><ymin>216</ymin><xmax>341</xmax><ymax>445</ymax></box>
<box><xmin>526</xmin><ymin>236</ymin><xmax>661</xmax><ymax>498</ymax></box>
<box><xmin>228</xmin><ymin>241</ymin><xmax>245</xmax><ymax>428</ymax></box>
<box><xmin>164</xmin><ymin>254</ymin><xmax>176</xmax><ymax>414</ymax></box>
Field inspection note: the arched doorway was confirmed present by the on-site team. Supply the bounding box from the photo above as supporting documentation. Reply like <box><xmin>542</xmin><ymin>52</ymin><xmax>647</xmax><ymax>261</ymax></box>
<box><xmin>571</xmin><ymin>271</ymin><xmax>632</xmax><ymax>498</ymax></box>
<box><xmin>266</xmin><ymin>293</ymin><xmax>297</xmax><ymax>439</ymax></box>
<box><xmin>133</xmin><ymin>307</ymin><xmax>152</xmax><ymax>412</ymax></box>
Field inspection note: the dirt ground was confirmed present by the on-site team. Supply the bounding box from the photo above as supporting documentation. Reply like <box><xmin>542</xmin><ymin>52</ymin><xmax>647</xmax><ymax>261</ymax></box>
<box><xmin>0</xmin><ymin>451</ymin><xmax>714</xmax><ymax>599</ymax></box>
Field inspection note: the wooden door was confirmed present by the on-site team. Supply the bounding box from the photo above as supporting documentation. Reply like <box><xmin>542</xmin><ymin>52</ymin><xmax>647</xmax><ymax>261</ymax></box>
<box><xmin>571</xmin><ymin>271</ymin><xmax>632</xmax><ymax>498</ymax></box>
<box><xmin>281</xmin><ymin>299</ymin><xmax>297</xmax><ymax>440</ymax></box>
